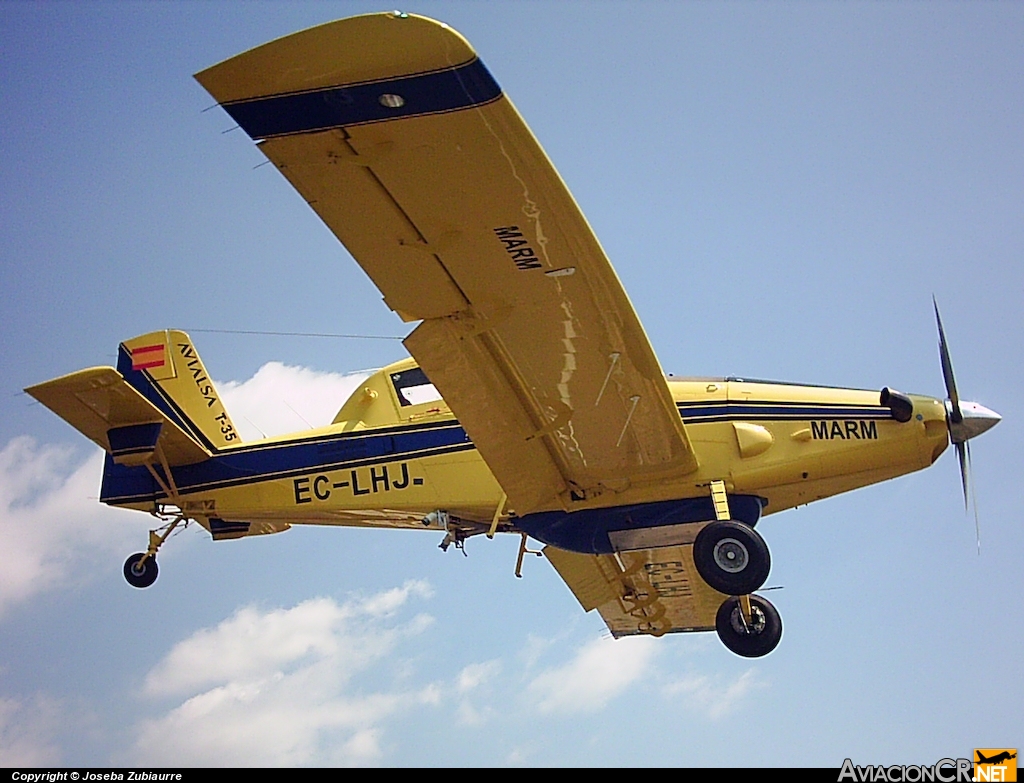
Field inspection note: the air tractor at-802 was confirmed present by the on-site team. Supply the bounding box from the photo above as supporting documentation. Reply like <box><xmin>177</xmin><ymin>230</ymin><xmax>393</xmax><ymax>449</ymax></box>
<box><xmin>26</xmin><ymin>13</ymin><xmax>1000</xmax><ymax>657</ymax></box>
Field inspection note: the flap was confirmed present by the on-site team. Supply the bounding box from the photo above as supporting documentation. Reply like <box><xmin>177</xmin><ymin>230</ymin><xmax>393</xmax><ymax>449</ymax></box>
<box><xmin>544</xmin><ymin>544</ymin><xmax>726</xmax><ymax>638</ymax></box>
<box><xmin>196</xmin><ymin>13</ymin><xmax>698</xmax><ymax>515</ymax></box>
<box><xmin>25</xmin><ymin>367</ymin><xmax>210</xmax><ymax>466</ymax></box>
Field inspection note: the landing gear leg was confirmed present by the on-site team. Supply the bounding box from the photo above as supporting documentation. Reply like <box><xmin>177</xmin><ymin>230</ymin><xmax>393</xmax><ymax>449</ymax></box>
<box><xmin>692</xmin><ymin>481</ymin><xmax>771</xmax><ymax>595</ymax></box>
<box><xmin>514</xmin><ymin>533</ymin><xmax>543</xmax><ymax>578</ymax></box>
<box><xmin>122</xmin><ymin>515</ymin><xmax>185</xmax><ymax>589</ymax></box>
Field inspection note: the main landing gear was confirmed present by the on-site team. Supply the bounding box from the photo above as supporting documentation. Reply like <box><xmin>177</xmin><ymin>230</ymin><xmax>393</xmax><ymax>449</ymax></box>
<box><xmin>122</xmin><ymin>515</ymin><xmax>186</xmax><ymax>589</ymax></box>
<box><xmin>695</xmin><ymin>481</ymin><xmax>781</xmax><ymax>657</ymax></box>
<box><xmin>695</xmin><ymin>520</ymin><xmax>781</xmax><ymax>657</ymax></box>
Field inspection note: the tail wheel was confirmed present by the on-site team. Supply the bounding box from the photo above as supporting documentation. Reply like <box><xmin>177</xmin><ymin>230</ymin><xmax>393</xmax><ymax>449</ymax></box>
<box><xmin>693</xmin><ymin>520</ymin><xmax>770</xmax><ymax>595</ymax></box>
<box><xmin>123</xmin><ymin>552</ymin><xmax>159</xmax><ymax>588</ymax></box>
<box><xmin>715</xmin><ymin>594</ymin><xmax>782</xmax><ymax>658</ymax></box>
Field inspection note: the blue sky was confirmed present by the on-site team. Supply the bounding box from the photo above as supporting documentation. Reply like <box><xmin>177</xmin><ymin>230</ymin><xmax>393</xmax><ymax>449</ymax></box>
<box><xmin>1</xmin><ymin>1</ymin><xmax>1021</xmax><ymax>766</ymax></box>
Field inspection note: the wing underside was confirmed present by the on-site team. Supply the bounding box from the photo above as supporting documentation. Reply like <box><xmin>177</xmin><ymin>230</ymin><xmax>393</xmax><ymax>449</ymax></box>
<box><xmin>544</xmin><ymin>543</ymin><xmax>725</xmax><ymax>637</ymax></box>
<box><xmin>196</xmin><ymin>12</ymin><xmax>697</xmax><ymax>516</ymax></box>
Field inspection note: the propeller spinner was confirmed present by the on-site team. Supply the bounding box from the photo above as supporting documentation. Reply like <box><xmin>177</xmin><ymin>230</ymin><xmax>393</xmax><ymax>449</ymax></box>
<box><xmin>933</xmin><ymin>297</ymin><xmax>1001</xmax><ymax>551</ymax></box>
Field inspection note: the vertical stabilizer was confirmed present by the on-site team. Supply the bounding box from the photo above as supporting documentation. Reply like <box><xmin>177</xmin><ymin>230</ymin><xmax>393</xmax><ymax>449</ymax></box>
<box><xmin>119</xmin><ymin>330</ymin><xmax>241</xmax><ymax>450</ymax></box>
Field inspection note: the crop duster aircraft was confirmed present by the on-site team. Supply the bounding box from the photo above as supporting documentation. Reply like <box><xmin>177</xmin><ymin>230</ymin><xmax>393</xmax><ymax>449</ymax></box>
<box><xmin>26</xmin><ymin>13</ymin><xmax>1001</xmax><ymax>657</ymax></box>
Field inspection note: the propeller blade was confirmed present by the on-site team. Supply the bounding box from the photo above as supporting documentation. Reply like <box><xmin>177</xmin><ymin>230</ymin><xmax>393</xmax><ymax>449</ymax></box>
<box><xmin>933</xmin><ymin>298</ymin><xmax>992</xmax><ymax>553</ymax></box>
<box><xmin>967</xmin><ymin>440</ymin><xmax>981</xmax><ymax>555</ymax></box>
<box><xmin>956</xmin><ymin>441</ymin><xmax>968</xmax><ymax>511</ymax></box>
<box><xmin>933</xmin><ymin>296</ymin><xmax>962</xmax><ymax>424</ymax></box>
<box><xmin>956</xmin><ymin>441</ymin><xmax>982</xmax><ymax>554</ymax></box>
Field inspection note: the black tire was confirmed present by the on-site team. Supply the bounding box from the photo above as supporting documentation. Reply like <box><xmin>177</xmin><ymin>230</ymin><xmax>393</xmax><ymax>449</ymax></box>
<box><xmin>692</xmin><ymin>520</ymin><xmax>770</xmax><ymax>595</ymax></box>
<box><xmin>715</xmin><ymin>594</ymin><xmax>782</xmax><ymax>658</ymax></box>
<box><xmin>123</xmin><ymin>552</ymin><xmax>158</xmax><ymax>588</ymax></box>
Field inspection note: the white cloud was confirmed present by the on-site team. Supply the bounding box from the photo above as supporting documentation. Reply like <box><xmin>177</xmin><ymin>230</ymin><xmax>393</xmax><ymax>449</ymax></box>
<box><xmin>130</xmin><ymin>586</ymin><xmax>439</xmax><ymax>766</ymax></box>
<box><xmin>457</xmin><ymin>659</ymin><xmax>502</xmax><ymax>694</ymax></box>
<box><xmin>527</xmin><ymin>635</ymin><xmax>658</xmax><ymax>714</ymax></box>
<box><xmin>506</xmin><ymin>746</ymin><xmax>529</xmax><ymax>766</ymax></box>
<box><xmin>218</xmin><ymin>363</ymin><xmax>372</xmax><ymax>440</ymax></box>
<box><xmin>338</xmin><ymin>728</ymin><xmax>383</xmax><ymax>765</ymax></box>
<box><xmin>0</xmin><ymin>438</ymin><xmax>137</xmax><ymax>618</ymax></box>
<box><xmin>663</xmin><ymin>668</ymin><xmax>765</xmax><ymax>720</ymax></box>
<box><xmin>0</xmin><ymin>695</ymin><xmax>62</xmax><ymax>765</ymax></box>
<box><xmin>144</xmin><ymin>582</ymin><xmax>433</xmax><ymax>698</ymax></box>
<box><xmin>361</xmin><ymin>580</ymin><xmax>433</xmax><ymax>616</ymax></box>
<box><xmin>454</xmin><ymin>659</ymin><xmax>502</xmax><ymax>726</ymax></box>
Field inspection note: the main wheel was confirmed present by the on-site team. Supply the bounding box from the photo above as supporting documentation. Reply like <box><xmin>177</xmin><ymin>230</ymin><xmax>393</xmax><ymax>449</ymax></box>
<box><xmin>692</xmin><ymin>520</ymin><xmax>770</xmax><ymax>595</ymax></box>
<box><xmin>123</xmin><ymin>552</ymin><xmax>158</xmax><ymax>588</ymax></box>
<box><xmin>715</xmin><ymin>594</ymin><xmax>782</xmax><ymax>658</ymax></box>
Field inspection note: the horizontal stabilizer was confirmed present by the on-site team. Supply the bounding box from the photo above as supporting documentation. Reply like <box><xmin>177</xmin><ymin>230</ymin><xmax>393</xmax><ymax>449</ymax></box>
<box><xmin>25</xmin><ymin>367</ymin><xmax>210</xmax><ymax>466</ymax></box>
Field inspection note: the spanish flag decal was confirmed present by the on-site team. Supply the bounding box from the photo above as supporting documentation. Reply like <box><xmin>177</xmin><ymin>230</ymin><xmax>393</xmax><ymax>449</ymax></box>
<box><xmin>131</xmin><ymin>343</ymin><xmax>167</xmax><ymax>371</ymax></box>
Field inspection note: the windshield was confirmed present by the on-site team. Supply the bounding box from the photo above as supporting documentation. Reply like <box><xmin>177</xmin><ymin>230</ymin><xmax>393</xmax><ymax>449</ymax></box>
<box><xmin>390</xmin><ymin>367</ymin><xmax>443</xmax><ymax>407</ymax></box>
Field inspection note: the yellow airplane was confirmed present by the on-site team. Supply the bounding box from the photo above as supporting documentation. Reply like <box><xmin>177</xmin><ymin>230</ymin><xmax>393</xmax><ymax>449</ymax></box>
<box><xmin>25</xmin><ymin>13</ymin><xmax>1000</xmax><ymax>658</ymax></box>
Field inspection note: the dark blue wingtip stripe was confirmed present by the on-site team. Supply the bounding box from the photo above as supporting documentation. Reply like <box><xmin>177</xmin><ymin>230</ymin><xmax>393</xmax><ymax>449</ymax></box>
<box><xmin>222</xmin><ymin>58</ymin><xmax>503</xmax><ymax>139</ymax></box>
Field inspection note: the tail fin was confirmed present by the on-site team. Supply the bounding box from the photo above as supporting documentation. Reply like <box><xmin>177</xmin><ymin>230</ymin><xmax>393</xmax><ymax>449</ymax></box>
<box><xmin>119</xmin><ymin>330</ymin><xmax>241</xmax><ymax>450</ymax></box>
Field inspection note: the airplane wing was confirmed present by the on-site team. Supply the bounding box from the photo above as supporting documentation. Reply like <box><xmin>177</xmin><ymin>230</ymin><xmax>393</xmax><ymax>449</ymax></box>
<box><xmin>196</xmin><ymin>12</ymin><xmax>697</xmax><ymax>515</ymax></box>
<box><xmin>544</xmin><ymin>543</ymin><xmax>725</xmax><ymax>637</ymax></box>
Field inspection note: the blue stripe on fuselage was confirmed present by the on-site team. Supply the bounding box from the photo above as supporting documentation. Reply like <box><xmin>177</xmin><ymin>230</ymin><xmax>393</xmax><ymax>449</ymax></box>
<box><xmin>100</xmin><ymin>420</ymin><xmax>472</xmax><ymax>504</ymax></box>
<box><xmin>677</xmin><ymin>400</ymin><xmax>892</xmax><ymax>425</ymax></box>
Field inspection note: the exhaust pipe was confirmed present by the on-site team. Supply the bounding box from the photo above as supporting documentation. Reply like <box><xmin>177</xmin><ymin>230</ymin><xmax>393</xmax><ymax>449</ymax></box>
<box><xmin>880</xmin><ymin>387</ymin><xmax>914</xmax><ymax>423</ymax></box>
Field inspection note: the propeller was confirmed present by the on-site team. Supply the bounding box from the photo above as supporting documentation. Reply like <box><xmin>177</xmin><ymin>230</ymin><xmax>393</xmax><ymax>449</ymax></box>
<box><xmin>932</xmin><ymin>297</ymin><xmax>1001</xmax><ymax>553</ymax></box>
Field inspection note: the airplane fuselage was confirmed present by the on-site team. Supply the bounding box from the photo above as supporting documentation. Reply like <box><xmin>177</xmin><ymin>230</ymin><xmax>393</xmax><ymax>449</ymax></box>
<box><xmin>100</xmin><ymin>357</ymin><xmax>949</xmax><ymax>550</ymax></box>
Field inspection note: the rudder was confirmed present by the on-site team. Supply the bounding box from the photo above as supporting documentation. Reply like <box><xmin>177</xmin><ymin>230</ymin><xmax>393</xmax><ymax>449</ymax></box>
<box><xmin>119</xmin><ymin>330</ymin><xmax>241</xmax><ymax>450</ymax></box>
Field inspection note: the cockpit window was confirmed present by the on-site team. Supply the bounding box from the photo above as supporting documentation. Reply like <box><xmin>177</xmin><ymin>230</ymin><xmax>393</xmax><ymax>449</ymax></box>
<box><xmin>390</xmin><ymin>367</ymin><xmax>443</xmax><ymax>407</ymax></box>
